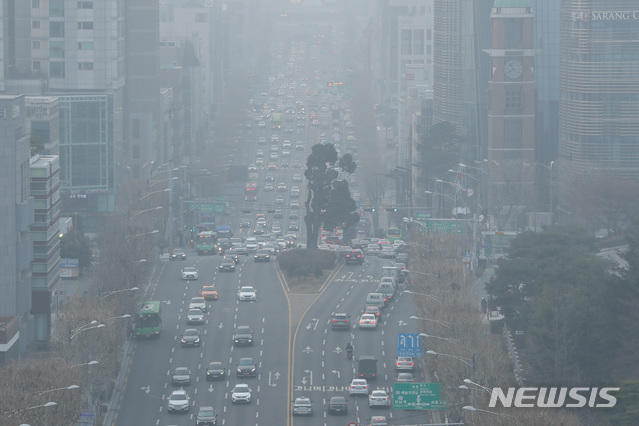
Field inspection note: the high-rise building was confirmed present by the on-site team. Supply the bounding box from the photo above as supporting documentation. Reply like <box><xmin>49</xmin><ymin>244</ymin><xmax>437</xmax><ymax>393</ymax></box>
<box><xmin>558</xmin><ymin>0</ymin><xmax>639</xmax><ymax>213</ymax></box>
<box><xmin>0</xmin><ymin>94</ymin><xmax>34</xmax><ymax>363</ymax></box>
<box><xmin>432</xmin><ymin>0</ymin><xmax>493</xmax><ymax>158</ymax></box>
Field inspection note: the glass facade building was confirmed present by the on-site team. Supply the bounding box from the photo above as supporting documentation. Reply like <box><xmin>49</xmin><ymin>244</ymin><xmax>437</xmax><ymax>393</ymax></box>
<box><xmin>559</xmin><ymin>0</ymin><xmax>639</xmax><ymax>209</ymax></box>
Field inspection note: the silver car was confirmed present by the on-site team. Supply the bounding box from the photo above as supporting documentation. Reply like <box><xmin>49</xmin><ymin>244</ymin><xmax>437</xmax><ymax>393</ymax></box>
<box><xmin>369</xmin><ymin>389</ymin><xmax>391</xmax><ymax>407</ymax></box>
<box><xmin>186</xmin><ymin>308</ymin><xmax>204</xmax><ymax>325</ymax></box>
<box><xmin>167</xmin><ymin>389</ymin><xmax>190</xmax><ymax>413</ymax></box>
<box><xmin>231</xmin><ymin>384</ymin><xmax>252</xmax><ymax>404</ymax></box>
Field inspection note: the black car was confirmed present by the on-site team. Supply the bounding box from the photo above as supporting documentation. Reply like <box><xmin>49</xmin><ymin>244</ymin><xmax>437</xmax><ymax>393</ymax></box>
<box><xmin>180</xmin><ymin>329</ymin><xmax>201</xmax><ymax>347</ymax></box>
<box><xmin>217</xmin><ymin>238</ymin><xmax>233</xmax><ymax>251</ymax></box>
<box><xmin>236</xmin><ymin>357</ymin><xmax>257</xmax><ymax>377</ymax></box>
<box><xmin>224</xmin><ymin>250</ymin><xmax>240</xmax><ymax>264</ymax></box>
<box><xmin>345</xmin><ymin>249</ymin><xmax>364</xmax><ymax>264</ymax></box>
<box><xmin>170</xmin><ymin>248</ymin><xmax>187</xmax><ymax>260</ymax></box>
<box><xmin>196</xmin><ymin>406</ymin><xmax>217</xmax><ymax>425</ymax></box>
<box><xmin>331</xmin><ymin>313</ymin><xmax>350</xmax><ymax>330</ymax></box>
<box><xmin>233</xmin><ymin>326</ymin><xmax>254</xmax><ymax>346</ymax></box>
<box><xmin>206</xmin><ymin>361</ymin><xmax>225</xmax><ymax>381</ymax></box>
<box><xmin>327</xmin><ymin>396</ymin><xmax>348</xmax><ymax>414</ymax></box>
<box><xmin>253</xmin><ymin>249</ymin><xmax>271</xmax><ymax>262</ymax></box>
<box><xmin>219</xmin><ymin>258</ymin><xmax>236</xmax><ymax>271</ymax></box>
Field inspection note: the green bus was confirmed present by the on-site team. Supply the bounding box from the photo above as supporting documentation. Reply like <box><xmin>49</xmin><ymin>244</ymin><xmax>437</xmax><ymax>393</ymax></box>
<box><xmin>385</xmin><ymin>227</ymin><xmax>403</xmax><ymax>243</ymax></box>
<box><xmin>134</xmin><ymin>301</ymin><xmax>161</xmax><ymax>338</ymax></box>
<box><xmin>196</xmin><ymin>230</ymin><xmax>218</xmax><ymax>255</ymax></box>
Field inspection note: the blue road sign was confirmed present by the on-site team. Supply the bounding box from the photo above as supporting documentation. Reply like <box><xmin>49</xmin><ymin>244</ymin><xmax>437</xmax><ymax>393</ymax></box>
<box><xmin>397</xmin><ymin>333</ymin><xmax>423</xmax><ymax>357</ymax></box>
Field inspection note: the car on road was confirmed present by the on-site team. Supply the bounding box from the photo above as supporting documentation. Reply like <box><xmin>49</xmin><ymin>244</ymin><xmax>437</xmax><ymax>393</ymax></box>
<box><xmin>368</xmin><ymin>390</ymin><xmax>391</xmax><ymax>407</ymax></box>
<box><xmin>396</xmin><ymin>372</ymin><xmax>414</xmax><ymax>383</ymax></box>
<box><xmin>239</xmin><ymin>219</ymin><xmax>251</xmax><ymax>228</ymax></box>
<box><xmin>288</xmin><ymin>223</ymin><xmax>299</xmax><ymax>231</ymax></box>
<box><xmin>289</xmin><ymin>201</ymin><xmax>300</xmax><ymax>209</ymax></box>
<box><xmin>331</xmin><ymin>313</ymin><xmax>350</xmax><ymax>330</ymax></box>
<box><xmin>364</xmin><ymin>305</ymin><xmax>382</xmax><ymax>320</ymax></box>
<box><xmin>258</xmin><ymin>136</ymin><xmax>266</xmax><ymax>144</ymax></box>
<box><xmin>200</xmin><ymin>285</ymin><xmax>218</xmax><ymax>301</ymax></box>
<box><xmin>171</xmin><ymin>367</ymin><xmax>191</xmax><ymax>386</ymax></box>
<box><xmin>236</xmin><ymin>357</ymin><xmax>257</xmax><ymax>378</ymax></box>
<box><xmin>365</xmin><ymin>244</ymin><xmax>380</xmax><ymax>256</ymax></box>
<box><xmin>167</xmin><ymin>389</ymin><xmax>190</xmax><ymax>413</ymax></box>
<box><xmin>231</xmin><ymin>384</ymin><xmax>252</xmax><ymax>403</ymax></box>
<box><xmin>254</xmin><ymin>249</ymin><xmax>271</xmax><ymax>262</ymax></box>
<box><xmin>218</xmin><ymin>257</ymin><xmax>236</xmax><ymax>272</ymax></box>
<box><xmin>245</xmin><ymin>237</ymin><xmax>258</xmax><ymax>251</ymax></box>
<box><xmin>327</xmin><ymin>396</ymin><xmax>348</xmax><ymax>415</ymax></box>
<box><xmin>370</xmin><ymin>415</ymin><xmax>389</xmax><ymax>425</ymax></box>
<box><xmin>180</xmin><ymin>329</ymin><xmax>201</xmax><ymax>347</ymax></box>
<box><xmin>237</xmin><ymin>286</ymin><xmax>257</xmax><ymax>301</ymax></box>
<box><xmin>264</xmin><ymin>183</ymin><xmax>274</xmax><ymax>191</ymax></box>
<box><xmin>349</xmin><ymin>379</ymin><xmax>369</xmax><ymax>395</ymax></box>
<box><xmin>344</xmin><ymin>249</ymin><xmax>364</xmax><ymax>264</ymax></box>
<box><xmin>169</xmin><ymin>248</ymin><xmax>186</xmax><ymax>260</ymax></box>
<box><xmin>181</xmin><ymin>266</ymin><xmax>199</xmax><ymax>280</ymax></box>
<box><xmin>293</xmin><ymin>173</ymin><xmax>302</xmax><ymax>182</ymax></box>
<box><xmin>395</xmin><ymin>357</ymin><xmax>415</xmax><ymax>371</ymax></box>
<box><xmin>292</xmin><ymin>397</ymin><xmax>313</xmax><ymax>416</ymax></box>
<box><xmin>359</xmin><ymin>314</ymin><xmax>378</xmax><ymax>329</ymax></box>
<box><xmin>253</xmin><ymin>225</ymin><xmax>266</xmax><ymax>235</ymax></box>
<box><xmin>205</xmin><ymin>361</ymin><xmax>225</xmax><ymax>381</ymax></box>
<box><xmin>224</xmin><ymin>251</ymin><xmax>240</xmax><ymax>264</ymax></box>
<box><xmin>233</xmin><ymin>326</ymin><xmax>254</xmax><ymax>346</ymax></box>
<box><xmin>379</xmin><ymin>247</ymin><xmax>397</xmax><ymax>259</ymax></box>
<box><xmin>189</xmin><ymin>296</ymin><xmax>207</xmax><ymax>312</ymax></box>
<box><xmin>277</xmin><ymin>182</ymin><xmax>287</xmax><ymax>191</ymax></box>
<box><xmin>186</xmin><ymin>308</ymin><xmax>205</xmax><ymax>325</ymax></box>
<box><xmin>195</xmin><ymin>406</ymin><xmax>217</xmax><ymax>425</ymax></box>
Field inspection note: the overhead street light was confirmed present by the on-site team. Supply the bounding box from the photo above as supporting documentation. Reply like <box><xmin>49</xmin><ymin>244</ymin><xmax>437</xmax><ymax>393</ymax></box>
<box><xmin>426</xmin><ymin>350</ymin><xmax>474</xmax><ymax>369</ymax></box>
<box><xmin>101</xmin><ymin>287</ymin><xmax>139</xmax><ymax>300</ymax></box>
<box><xmin>403</xmin><ymin>289</ymin><xmax>441</xmax><ymax>304</ymax></box>
<box><xmin>409</xmin><ymin>315</ymin><xmax>452</xmax><ymax>329</ymax></box>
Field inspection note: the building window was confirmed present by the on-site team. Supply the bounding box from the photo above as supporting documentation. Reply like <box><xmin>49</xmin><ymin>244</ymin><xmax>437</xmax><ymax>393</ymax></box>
<box><xmin>32</xmin><ymin>20</ymin><xmax>40</xmax><ymax>29</ymax></box>
<box><xmin>78</xmin><ymin>22</ymin><xmax>94</xmax><ymax>30</ymax></box>
<box><xmin>33</xmin><ymin>61</ymin><xmax>41</xmax><ymax>71</ymax></box>
<box><xmin>78</xmin><ymin>42</ymin><xmax>94</xmax><ymax>50</ymax></box>
<box><xmin>401</xmin><ymin>29</ymin><xmax>412</xmax><ymax>55</ymax></box>
<box><xmin>50</xmin><ymin>1</ymin><xmax>64</xmax><ymax>17</ymax></box>
<box><xmin>78</xmin><ymin>62</ymin><xmax>94</xmax><ymax>70</ymax></box>
<box><xmin>505</xmin><ymin>85</ymin><xmax>522</xmax><ymax>114</ymax></box>
<box><xmin>50</xmin><ymin>41</ymin><xmax>65</xmax><ymax>58</ymax></box>
<box><xmin>50</xmin><ymin>62</ymin><xmax>65</xmax><ymax>78</ymax></box>
<box><xmin>132</xmin><ymin>119</ymin><xmax>140</xmax><ymax>138</ymax></box>
<box><xmin>78</xmin><ymin>1</ymin><xmax>93</xmax><ymax>8</ymax></box>
<box><xmin>413</xmin><ymin>29</ymin><xmax>424</xmax><ymax>55</ymax></box>
<box><xmin>50</xmin><ymin>21</ymin><xmax>64</xmax><ymax>37</ymax></box>
<box><xmin>33</xmin><ymin>41</ymin><xmax>40</xmax><ymax>49</ymax></box>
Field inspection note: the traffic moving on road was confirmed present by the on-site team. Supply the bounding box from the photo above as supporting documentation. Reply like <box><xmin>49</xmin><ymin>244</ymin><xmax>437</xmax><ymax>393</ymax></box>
<box><xmin>113</xmin><ymin>21</ymin><xmax>430</xmax><ymax>426</ymax></box>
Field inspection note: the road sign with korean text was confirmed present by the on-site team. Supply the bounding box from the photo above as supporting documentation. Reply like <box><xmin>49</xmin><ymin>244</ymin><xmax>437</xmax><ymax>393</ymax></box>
<box><xmin>397</xmin><ymin>333</ymin><xmax>423</xmax><ymax>357</ymax></box>
<box><xmin>393</xmin><ymin>382</ymin><xmax>444</xmax><ymax>410</ymax></box>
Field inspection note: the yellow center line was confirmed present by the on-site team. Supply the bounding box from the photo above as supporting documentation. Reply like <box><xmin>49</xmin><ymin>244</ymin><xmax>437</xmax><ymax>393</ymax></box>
<box><xmin>275</xmin><ymin>261</ymin><xmax>344</xmax><ymax>426</ymax></box>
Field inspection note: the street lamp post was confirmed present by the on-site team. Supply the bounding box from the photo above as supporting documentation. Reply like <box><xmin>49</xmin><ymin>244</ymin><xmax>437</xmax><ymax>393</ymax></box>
<box><xmin>139</xmin><ymin>188</ymin><xmax>169</xmax><ymax>201</ymax></box>
<box><xmin>131</xmin><ymin>206</ymin><xmax>163</xmax><ymax>219</ymax></box>
<box><xmin>426</xmin><ymin>350</ymin><xmax>474</xmax><ymax>369</ymax></box>
<box><xmin>409</xmin><ymin>315</ymin><xmax>452</xmax><ymax>329</ymax></box>
<box><xmin>2</xmin><ymin>402</ymin><xmax>57</xmax><ymax>420</ymax></box>
<box><xmin>101</xmin><ymin>287</ymin><xmax>139</xmax><ymax>300</ymax></box>
<box><xmin>463</xmin><ymin>405</ymin><xmax>511</xmax><ymax>417</ymax></box>
<box><xmin>70</xmin><ymin>322</ymin><xmax>105</xmax><ymax>341</ymax></box>
<box><xmin>125</xmin><ymin>229</ymin><xmax>159</xmax><ymax>241</ymax></box>
<box><xmin>462</xmin><ymin>378</ymin><xmax>493</xmax><ymax>395</ymax></box>
<box><xmin>67</xmin><ymin>361</ymin><xmax>99</xmax><ymax>369</ymax></box>
<box><xmin>35</xmin><ymin>385</ymin><xmax>80</xmax><ymax>397</ymax></box>
<box><xmin>403</xmin><ymin>289</ymin><xmax>442</xmax><ymax>304</ymax></box>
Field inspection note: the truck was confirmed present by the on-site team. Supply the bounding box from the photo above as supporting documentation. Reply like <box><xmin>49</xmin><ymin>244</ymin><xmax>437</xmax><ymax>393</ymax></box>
<box><xmin>382</xmin><ymin>266</ymin><xmax>399</xmax><ymax>283</ymax></box>
<box><xmin>358</xmin><ymin>356</ymin><xmax>378</xmax><ymax>380</ymax></box>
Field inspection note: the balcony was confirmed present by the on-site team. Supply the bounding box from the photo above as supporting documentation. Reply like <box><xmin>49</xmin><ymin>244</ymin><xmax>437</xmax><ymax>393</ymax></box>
<box><xmin>0</xmin><ymin>316</ymin><xmax>19</xmax><ymax>345</ymax></box>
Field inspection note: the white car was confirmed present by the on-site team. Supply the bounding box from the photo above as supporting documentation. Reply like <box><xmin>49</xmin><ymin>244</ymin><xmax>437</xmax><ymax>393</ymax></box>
<box><xmin>349</xmin><ymin>379</ymin><xmax>369</xmax><ymax>395</ymax></box>
<box><xmin>189</xmin><ymin>297</ymin><xmax>207</xmax><ymax>313</ymax></box>
<box><xmin>181</xmin><ymin>266</ymin><xmax>199</xmax><ymax>280</ymax></box>
<box><xmin>245</xmin><ymin>237</ymin><xmax>258</xmax><ymax>251</ymax></box>
<box><xmin>167</xmin><ymin>389</ymin><xmax>190</xmax><ymax>413</ymax></box>
<box><xmin>369</xmin><ymin>389</ymin><xmax>391</xmax><ymax>407</ymax></box>
<box><xmin>359</xmin><ymin>314</ymin><xmax>378</xmax><ymax>329</ymax></box>
<box><xmin>231</xmin><ymin>384</ymin><xmax>252</xmax><ymax>404</ymax></box>
<box><xmin>237</xmin><ymin>286</ymin><xmax>257</xmax><ymax>301</ymax></box>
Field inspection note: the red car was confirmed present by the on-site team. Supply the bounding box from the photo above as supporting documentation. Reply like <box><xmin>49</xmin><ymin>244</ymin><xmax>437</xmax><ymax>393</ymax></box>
<box><xmin>200</xmin><ymin>285</ymin><xmax>218</xmax><ymax>300</ymax></box>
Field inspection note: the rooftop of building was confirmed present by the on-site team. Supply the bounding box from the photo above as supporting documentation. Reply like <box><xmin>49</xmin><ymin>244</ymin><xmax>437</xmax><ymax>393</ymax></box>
<box><xmin>494</xmin><ymin>0</ymin><xmax>531</xmax><ymax>8</ymax></box>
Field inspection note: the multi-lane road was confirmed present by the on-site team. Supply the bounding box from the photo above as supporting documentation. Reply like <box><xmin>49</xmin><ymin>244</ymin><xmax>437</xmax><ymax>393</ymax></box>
<box><xmin>111</xmin><ymin>247</ymin><xmax>433</xmax><ymax>426</ymax></box>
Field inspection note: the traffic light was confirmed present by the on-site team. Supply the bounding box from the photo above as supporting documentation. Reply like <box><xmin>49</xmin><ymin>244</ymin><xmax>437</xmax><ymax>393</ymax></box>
<box><xmin>364</xmin><ymin>207</ymin><xmax>377</xmax><ymax>212</ymax></box>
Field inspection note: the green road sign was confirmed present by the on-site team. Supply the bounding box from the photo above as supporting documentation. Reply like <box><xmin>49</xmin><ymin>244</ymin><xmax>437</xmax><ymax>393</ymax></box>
<box><xmin>393</xmin><ymin>382</ymin><xmax>445</xmax><ymax>410</ymax></box>
<box><xmin>187</xmin><ymin>203</ymin><xmax>227</xmax><ymax>214</ymax></box>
